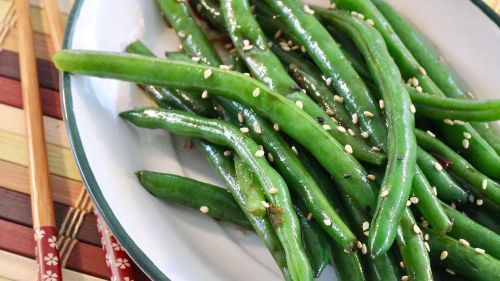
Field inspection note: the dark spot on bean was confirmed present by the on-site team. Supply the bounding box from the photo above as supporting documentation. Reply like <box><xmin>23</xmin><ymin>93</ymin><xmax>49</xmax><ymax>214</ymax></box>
<box><xmin>316</xmin><ymin>116</ymin><xmax>325</xmax><ymax>124</ymax></box>
<box><xmin>343</xmin><ymin>174</ymin><xmax>352</xmax><ymax>179</ymax></box>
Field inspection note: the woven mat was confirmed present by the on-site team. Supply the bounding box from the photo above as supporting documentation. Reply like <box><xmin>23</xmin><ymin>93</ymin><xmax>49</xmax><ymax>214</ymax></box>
<box><xmin>0</xmin><ymin>0</ymin><xmax>497</xmax><ymax>280</ymax></box>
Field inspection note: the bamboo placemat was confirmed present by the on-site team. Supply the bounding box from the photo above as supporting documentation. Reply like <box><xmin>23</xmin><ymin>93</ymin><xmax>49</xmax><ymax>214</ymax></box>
<box><xmin>0</xmin><ymin>0</ymin><xmax>497</xmax><ymax>280</ymax></box>
<box><xmin>0</xmin><ymin>1</ymin><xmax>149</xmax><ymax>280</ymax></box>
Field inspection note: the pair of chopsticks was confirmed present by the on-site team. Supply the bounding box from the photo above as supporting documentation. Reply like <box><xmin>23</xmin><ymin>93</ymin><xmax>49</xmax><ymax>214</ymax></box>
<box><xmin>15</xmin><ymin>0</ymin><xmax>135</xmax><ymax>280</ymax></box>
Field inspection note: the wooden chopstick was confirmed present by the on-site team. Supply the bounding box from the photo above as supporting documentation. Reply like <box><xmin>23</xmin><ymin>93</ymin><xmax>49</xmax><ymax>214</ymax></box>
<box><xmin>14</xmin><ymin>0</ymin><xmax>63</xmax><ymax>279</ymax></box>
<box><xmin>43</xmin><ymin>0</ymin><xmax>64</xmax><ymax>50</ymax></box>
<box><xmin>41</xmin><ymin>2</ymin><xmax>137</xmax><ymax>280</ymax></box>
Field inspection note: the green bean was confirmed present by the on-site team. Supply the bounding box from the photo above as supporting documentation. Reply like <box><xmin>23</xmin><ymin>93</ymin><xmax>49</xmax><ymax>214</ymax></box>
<box><xmin>191</xmin><ymin>0</ymin><xmax>225</xmax><ymax>32</ymax></box>
<box><xmin>340</xmin><ymin>192</ymin><xmax>400</xmax><ymax>281</ymax></box>
<box><xmin>411</xmin><ymin>167</ymin><xmax>452</xmax><ymax>234</ymax></box>
<box><xmin>317</xmin><ymin>9</ymin><xmax>418</xmax><ymax>257</ymax></box>
<box><xmin>156</xmin><ymin>0</ymin><xmax>221</xmax><ymax>65</ymax></box>
<box><xmin>416</xmin><ymin>147</ymin><xmax>468</xmax><ymax>203</ymax></box>
<box><xmin>425</xmin><ymin>228</ymin><xmax>500</xmax><ymax>281</ymax></box>
<box><xmin>55</xmin><ymin>50</ymin><xmax>381</xmax><ymax>213</ymax></box>
<box><xmin>405</xmin><ymin>85</ymin><xmax>500</xmax><ymax>122</ymax></box>
<box><xmin>221</xmin><ymin>99</ymin><xmax>357</xmax><ymax>251</ymax></box>
<box><xmin>432</xmin><ymin>267</ymin><xmax>470</xmax><ymax>281</ymax></box>
<box><xmin>264</xmin><ymin>0</ymin><xmax>387</xmax><ymax>148</ymax></box>
<box><xmin>136</xmin><ymin>170</ymin><xmax>252</xmax><ymax>228</ymax></box>
<box><xmin>416</xmin><ymin>129</ymin><xmax>500</xmax><ymax>205</ymax></box>
<box><xmin>221</xmin><ymin>0</ymin><xmax>384</xmax><ymax>165</ymax></box>
<box><xmin>293</xmin><ymin>200</ymin><xmax>330</xmax><ymax>278</ymax></box>
<box><xmin>441</xmin><ymin>203</ymin><xmax>500</xmax><ymax>260</ymax></box>
<box><xmin>462</xmin><ymin>205</ymin><xmax>500</xmax><ymax>234</ymax></box>
<box><xmin>121</xmin><ymin>108</ymin><xmax>312</xmax><ymax>281</ymax></box>
<box><xmin>234</xmin><ymin>155</ymin><xmax>267</xmax><ymax>216</ymax></box>
<box><xmin>230</xmin><ymin>52</ymin><xmax>248</xmax><ymax>73</ymax></box>
<box><xmin>396</xmin><ymin>208</ymin><xmax>433</xmax><ymax>281</ymax></box>
<box><xmin>470</xmin><ymin>122</ymin><xmax>500</xmax><ymax>155</ymax></box>
<box><xmin>332</xmin><ymin>0</ymin><xmax>500</xmax><ymax>178</ymax></box>
<box><xmin>295</xmin><ymin>147</ymin><xmax>369</xmax><ymax>281</ymax></box>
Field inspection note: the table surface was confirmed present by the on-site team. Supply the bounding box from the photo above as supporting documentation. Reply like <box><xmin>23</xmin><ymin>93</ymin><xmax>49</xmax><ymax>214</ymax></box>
<box><xmin>0</xmin><ymin>0</ymin><xmax>498</xmax><ymax>280</ymax></box>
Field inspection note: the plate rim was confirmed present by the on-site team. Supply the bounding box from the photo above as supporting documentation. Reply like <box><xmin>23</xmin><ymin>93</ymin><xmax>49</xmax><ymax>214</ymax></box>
<box><xmin>59</xmin><ymin>0</ymin><xmax>499</xmax><ymax>280</ymax></box>
<box><xmin>60</xmin><ymin>0</ymin><xmax>168</xmax><ymax>280</ymax></box>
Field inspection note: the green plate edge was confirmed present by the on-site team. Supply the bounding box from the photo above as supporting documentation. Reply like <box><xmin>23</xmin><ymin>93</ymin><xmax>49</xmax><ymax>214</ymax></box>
<box><xmin>60</xmin><ymin>0</ymin><xmax>169</xmax><ymax>280</ymax></box>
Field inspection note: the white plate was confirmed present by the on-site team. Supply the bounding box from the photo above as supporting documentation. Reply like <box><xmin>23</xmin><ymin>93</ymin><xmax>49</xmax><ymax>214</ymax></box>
<box><xmin>61</xmin><ymin>0</ymin><xmax>499</xmax><ymax>280</ymax></box>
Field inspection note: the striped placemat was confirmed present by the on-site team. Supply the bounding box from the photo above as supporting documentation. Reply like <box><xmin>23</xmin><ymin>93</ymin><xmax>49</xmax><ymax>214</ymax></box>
<box><xmin>0</xmin><ymin>1</ymin><xmax>149</xmax><ymax>280</ymax></box>
<box><xmin>0</xmin><ymin>0</ymin><xmax>497</xmax><ymax>280</ymax></box>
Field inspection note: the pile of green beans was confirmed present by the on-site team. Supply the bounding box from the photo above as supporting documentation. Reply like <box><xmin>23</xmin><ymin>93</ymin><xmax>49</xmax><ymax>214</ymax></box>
<box><xmin>55</xmin><ymin>0</ymin><xmax>500</xmax><ymax>280</ymax></box>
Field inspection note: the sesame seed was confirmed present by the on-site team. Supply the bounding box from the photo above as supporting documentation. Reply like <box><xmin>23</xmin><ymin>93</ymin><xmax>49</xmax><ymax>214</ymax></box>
<box><xmin>422</xmin><ymin>220</ymin><xmax>429</xmax><ymax>228</ymax></box>
<box><xmin>415</xmin><ymin>86</ymin><xmax>423</xmax><ymax>93</ymax></box>
<box><xmin>482</xmin><ymin>179</ymin><xmax>488</xmax><ymax>189</ymax></box>
<box><xmin>252</xmin><ymin>87</ymin><xmax>260</xmax><ymax>97</ymax></box>
<box><xmin>329</xmin><ymin>3</ymin><xmax>337</xmax><ymax>9</ymax></box>
<box><xmin>323</xmin><ymin>124</ymin><xmax>332</xmax><ymax>131</ymax></box>
<box><xmin>352</xmin><ymin>114</ymin><xmax>358</xmax><ymax>124</ymax></box>
<box><xmin>424</xmin><ymin>234</ymin><xmax>429</xmax><ymax>241</ymax></box>
<box><xmin>306</xmin><ymin>213</ymin><xmax>313</xmax><ymax>220</ymax></box>
<box><xmin>348</xmin><ymin>129</ymin><xmax>356</xmax><ymax>136</ymax></box>
<box><xmin>380</xmin><ymin>189</ymin><xmax>389</xmax><ymax>198</ymax></box>
<box><xmin>204</xmin><ymin>69</ymin><xmax>212</xmax><ymax>79</ymax></box>
<box><xmin>268</xmin><ymin>187</ymin><xmax>279</xmax><ymax>195</ymax></box>
<box><xmin>424</xmin><ymin>242</ymin><xmax>430</xmax><ymax>252</ymax></box>
<box><xmin>475</xmin><ymin>248</ymin><xmax>485</xmax><ymax>254</ymax></box>
<box><xmin>357</xmin><ymin>13</ymin><xmax>365</xmax><ymax>20</ymax></box>
<box><xmin>303</xmin><ymin>5</ymin><xmax>315</xmax><ymax>14</ymax></box>
<box><xmin>372</xmin><ymin>146</ymin><xmax>381</xmax><ymax>152</ymax></box>
<box><xmin>323</xmin><ymin>218</ymin><xmax>332</xmax><ymax>226</ymax></box>
<box><xmin>410</xmin><ymin>197</ymin><xmax>419</xmax><ymax>204</ymax></box>
<box><xmin>301</xmin><ymin>46</ymin><xmax>306</xmax><ymax>53</ymax></box>
<box><xmin>178</xmin><ymin>31</ymin><xmax>186</xmax><ymax>38</ymax></box>
<box><xmin>223</xmin><ymin>150</ymin><xmax>232</xmax><ymax>157</ymax></box>
<box><xmin>200</xmin><ymin>206</ymin><xmax>209</xmax><ymax>213</ymax></box>
<box><xmin>363</xmin><ymin>230</ymin><xmax>369</xmax><ymax>236</ymax></box>
<box><xmin>201</xmin><ymin>90</ymin><xmax>208</xmax><ymax>99</ymax></box>
<box><xmin>476</xmin><ymin>199</ymin><xmax>484</xmax><ymax>206</ymax></box>
<box><xmin>351</xmin><ymin>11</ymin><xmax>359</xmax><ymax>16</ymax></box>
<box><xmin>337</xmin><ymin>126</ymin><xmax>347</xmax><ymax>133</ymax></box>
<box><xmin>357</xmin><ymin>241</ymin><xmax>363</xmax><ymax>249</ymax></box>
<box><xmin>440</xmin><ymin>250</ymin><xmax>448</xmax><ymax>260</ymax></box>
<box><xmin>324</xmin><ymin>77</ymin><xmax>333</xmax><ymax>86</ymax></box>
<box><xmin>361</xmin><ymin>132</ymin><xmax>370</xmax><ymax>139</ymax></box>
<box><xmin>334</xmin><ymin>95</ymin><xmax>344</xmax><ymax>103</ymax></box>
<box><xmin>240</xmin><ymin>127</ymin><xmax>249</xmax><ymax>133</ymax></box>
<box><xmin>434</xmin><ymin>162</ymin><xmax>443</xmax><ymax>171</ymax></box>
<box><xmin>367</xmin><ymin>19</ymin><xmax>374</xmax><ymax>26</ymax></box>
<box><xmin>462</xmin><ymin>139</ymin><xmax>470</xmax><ymax>149</ymax></box>
<box><xmin>344</xmin><ymin>144</ymin><xmax>353</xmax><ymax>154</ymax></box>
<box><xmin>267</xmin><ymin>42</ymin><xmax>273</xmax><ymax>48</ymax></box>
<box><xmin>426</xmin><ymin>130</ymin><xmax>436</xmax><ymax>137</ymax></box>
<box><xmin>431</xmin><ymin>186</ymin><xmax>437</xmax><ymax>196</ymax></box>
<box><xmin>361</xmin><ymin>243</ymin><xmax>367</xmax><ymax>254</ymax></box>
<box><xmin>469</xmin><ymin>194</ymin><xmax>475</xmax><ymax>203</ymax></box>
<box><xmin>295</xmin><ymin>100</ymin><xmax>303</xmax><ymax>109</ymax></box>
<box><xmin>238</xmin><ymin>112</ymin><xmax>244</xmax><ymax>123</ymax></box>
<box><xmin>463</xmin><ymin>132</ymin><xmax>472</xmax><ymax>139</ymax></box>
<box><xmin>418</xmin><ymin>66</ymin><xmax>427</xmax><ymax>75</ymax></box>
<box><xmin>413</xmin><ymin>224</ymin><xmax>421</xmax><ymax>234</ymax></box>
<box><xmin>410</xmin><ymin>104</ymin><xmax>416</xmax><ymax>114</ymax></box>
<box><xmin>401</xmin><ymin>276</ymin><xmax>409</xmax><ymax>281</ymax></box>
<box><xmin>274</xmin><ymin>30</ymin><xmax>282</xmax><ymax>39</ymax></box>
<box><xmin>379</xmin><ymin>100</ymin><xmax>385</xmax><ymax>109</ymax></box>
<box><xmin>291</xmin><ymin>146</ymin><xmax>298</xmax><ymax>155</ymax></box>
<box><xmin>451</xmin><ymin>202</ymin><xmax>456</xmax><ymax>208</ymax></box>
<box><xmin>242</xmin><ymin>44</ymin><xmax>254</xmax><ymax>51</ymax></box>
<box><xmin>363</xmin><ymin>111</ymin><xmax>374</xmax><ymax>117</ymax></box>
<box><xmin>255</xmin><ymin>150</ymin><xmax>265</xmax><ymax>157</ymax></box>
<box><xmin>281</xmin><ymin>44</ymin><xmax>290</xmax><ymax>51</ymax></box>
<box><xmin>261</xmin><ymin>201</ymin><xmax>270</xmax><ymax>208</ymax></box>
<box><xmin>219</xmin><ymin>64</ymin><xmax>232</xmax><ymax>70</ymax></box>
<box><xmin>243</xmin><ymin>39</ymin><xmax>250</xmax><ymax>46</ymax></box>
<box><xmin>254</xmin><ymin>125</ymin><xmax>262</xmax><ymax>134</ymax></box>
<box><xmin>400</xmin><ymin>261</ymin><xmax>404</xmax><ymax>268</ymax></box>
<box><xmin>367</xmin><ymin>174</ymin><xmax>376</xmax><ymax>181</ymax></box>
<box><xmin>454</xmin><ymin>120</ymin><xmax>465</xmax><ymax>125</ymax></box>
<box><xmin>362</xmin><ymin>221</ymin><xmax>370</xmax><ymax>231</ymax></box>
<box><xmin>459</xmin><ymin>238</ymin><xmax>470</xmax><ymax>247</ymax></box>
<box><xmin>273</xmin><ymin>123</ymin><xmax>280</xmax><ymax>131</ymax></box>
<box><xmin>192</xmin><ymin>56</ymin><xmax>201</xmax><ymax>62</ymax></box>
<box><xmin>406</xmin><ymin>200</ymin><xmax>412</xmax><ymax>206</ymax></box>
<box><xmin>446</xmin><ymin>269</ymin><xmax>456</xmax><ymax>275</ymax></box>
<box><xmin>267</xmin><ymin>153</ymin><xmax>274</xmax><ymax>162</ymax></box>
